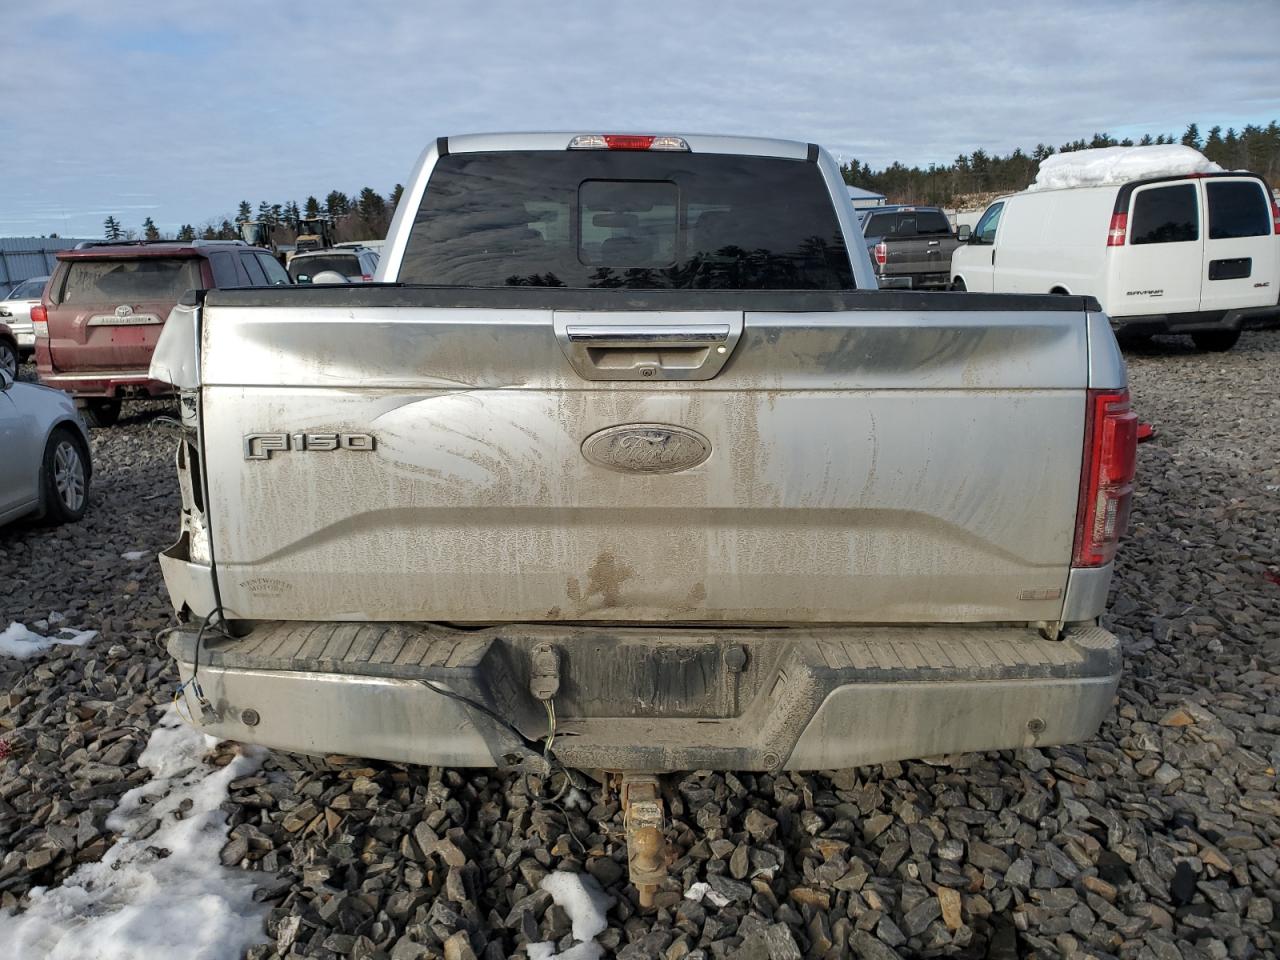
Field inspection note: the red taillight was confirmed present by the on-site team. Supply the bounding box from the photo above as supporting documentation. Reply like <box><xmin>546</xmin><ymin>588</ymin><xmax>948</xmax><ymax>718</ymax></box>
<box><xmin>30</xmin><ymin>304</ymin><xmax>48</xmax><ymax>339</ymax></box>
<box><xmin>604</xmin><ymin>135</ymin><xmax>655</xmax><ymax>151</ymax></box>
<box><xmin>874</xmin><ymin>241</ymin><xmax>887</xmax><ymax>266</ymax></box>
<box><xmin>361</xmin><ymin>274</ymin><xmax>373</xmax><ymax>282</ymax></box>
<box><xmin>1106</xmin><ymin>212</ymin><xmax>1127</xmax><ymax>247</ymax></box>
<box><xmin>1271</xmin><ymin>199</ymin><xmax>1280</xmax><ymax>235</ymax></box>
<box><xmin>1072</xmin><ymin>389</ymin><xmax>1138</xmax><ymax>568</ymax></box>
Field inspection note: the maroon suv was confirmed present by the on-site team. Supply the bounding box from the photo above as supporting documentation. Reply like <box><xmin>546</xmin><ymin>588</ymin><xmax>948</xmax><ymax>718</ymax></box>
<box><xmin>34</xmin><ymin>240</ymin><xmax>290</xmax><ymax>425</ymax></box>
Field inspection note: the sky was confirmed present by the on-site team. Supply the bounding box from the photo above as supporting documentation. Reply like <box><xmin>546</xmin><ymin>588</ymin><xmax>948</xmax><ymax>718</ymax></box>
<box><xmin>2</xmin><ymin>0</ymin><xmax>1277</xmax><ymax>238</ymax></box>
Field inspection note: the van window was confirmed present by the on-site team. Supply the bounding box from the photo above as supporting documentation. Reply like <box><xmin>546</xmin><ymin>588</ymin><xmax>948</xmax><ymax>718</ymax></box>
<box><xmin>973</xmin><ymin>203</ymin><xmax>1003</xmax><ymax>244</ymax></box>
<box><xmin>1130</xmin><ymin>185</ymin><xmax>1197</xmax><ymax>245</ymax></box>
<box><xmin>1207</xmin><ymin>181</ymin><xmax>1270</xmax><ymax>239</ymax></box>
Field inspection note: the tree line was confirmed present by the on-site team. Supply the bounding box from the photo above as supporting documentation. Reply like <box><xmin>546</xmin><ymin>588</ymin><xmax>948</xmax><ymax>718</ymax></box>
<box><xmin>841</xmin><ymin>121</ymin><xmax>1280</xmax><ymax>207</ymax></box>
<box><xmin>91</xmin><ymin>119</ymin><xmax>1280</xmax><ymax>239</ymax></box>
<box><xmin>100</xmin><ymin>184</ymin><xmax>406</xmax><ymax>243</ymax></box>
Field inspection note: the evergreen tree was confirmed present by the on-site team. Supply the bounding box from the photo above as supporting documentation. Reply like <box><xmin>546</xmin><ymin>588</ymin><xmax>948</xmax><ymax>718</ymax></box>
<box><xmin>390</xmin><ymin>183</ymin><xmax>404</xmax><ymax>209</ymax></box>
<box><xmin>201</xmin><ymin>223</ymin><xmax>218</xmax><ymax>240</ymax></box>
<box><xmin>1180</xmin><ymin>123</ymin><xmax>1201</xmax><ymax>150</ymax></box>
<box><xmin>177</xmin><ymin>224</ymin><xmax>196</xmax><ymax>241</ymax></box>
<box><xmin>325</xmin><ymin>191</ymin><xmax>350</xmax><ymax>217</ymax></box>
<box><xmin>256</xmin><ymin>201</ymin><xmax>272</xmax><ymax>223</ymax></box>
<box><xmin>103</xmin><ymin>216</ymin><xmax>123</xmax><ymax>240</ymax></box>
<box><xmin>219</xmin><ymin>219</ymin><xmax>236</xmax><ymax>240</ymax></box>
<box><xmin>236</xmin><ymin>201</ymin><xmax>252</xmax><ymax>225</ymax></box>
<box><xmin>284</xmin><ymin>201</ymin><xmax>301</xmax><ymax>227</ymax></box>
<box><xmin>304</xmin><ymin>196</ymin><xmax>321</xmax><ymax>218</ymax></box>
<box><xmin>142</xmin><ymin>217</ymin><xmax>160</xmax><ymax>241</ymax></box>
<box><xmin>357</xmin><ymin>187</ymin><xmax>386</xmax><ymax>222</ymax></box>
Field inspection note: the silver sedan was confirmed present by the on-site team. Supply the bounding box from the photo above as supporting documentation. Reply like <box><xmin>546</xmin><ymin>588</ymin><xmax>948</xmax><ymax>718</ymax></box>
<box><xmin>0</xmin><ymin>275</ymin><xmax>50</xmax><ymax>357</ymax></box>
<box><xmin>0</xmin><ymin>368</ymin><xmax>92</xmax><ymax>526</ymax></box>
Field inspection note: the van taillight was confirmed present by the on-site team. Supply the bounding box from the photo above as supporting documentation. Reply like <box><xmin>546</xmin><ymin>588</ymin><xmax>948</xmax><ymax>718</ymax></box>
<box><xmin>874</xmin><ymin>241</ymin><xmax>887</xmax><ymax>266</ymax></box>
<box><xmin>1272</xmin><ymin>199</ymin><xmax>1280</xmax><ymax>235</ymax></box>
<box><xmin>30</xmin><ymin>304</ymin><xmax>48</xmax><ymax>339</ymax></box>
<box><xmin>1072</xmin><ymin>389</ymin><xmax>1138</xmax><ymax>568</ymax></box>
<box><xmin>1106</xmin><ymin>213</ymin><xmax>1127</xmax><ymax>247</ymax></box>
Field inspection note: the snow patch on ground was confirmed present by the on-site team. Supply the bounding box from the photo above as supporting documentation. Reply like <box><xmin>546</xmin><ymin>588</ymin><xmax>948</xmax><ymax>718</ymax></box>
<box><xmin>531</xmin><ymin>871</ymin><xmax>614</xmax><ymax>958</ymax></box>
<box><xmin>1028</xmin><ymin>144</ymin><xmax>1223</xmax><ymax>191</ymax></box>
<box><xmin>0</xmin><ymin>622</ymin><xmax>97</xmax><ymax>660</ymax></box>
<box><xmin>527</xmin><ymin>942</ymin><xmax>604</xmax><ymax>960</ymax></box>
<box><xmin>120</xmin><ymin>551</ymin><xmax>150</xmax><ymax>561</ymax></box>
<box><xmin>0</xmin><ymin>706</ymin><xmax>269</xmax><ymax>960</ymax></box>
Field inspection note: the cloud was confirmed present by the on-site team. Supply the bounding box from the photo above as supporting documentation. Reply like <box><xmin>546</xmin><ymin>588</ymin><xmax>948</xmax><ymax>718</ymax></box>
<box><xmin>2</xmin><ymin>0</ymin><xmax>1277</xmax><ymax>237</ymax></box>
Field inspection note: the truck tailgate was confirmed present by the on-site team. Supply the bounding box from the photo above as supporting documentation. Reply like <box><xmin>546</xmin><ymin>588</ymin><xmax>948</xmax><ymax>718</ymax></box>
<box><xmin>198</xmin><ymin>289</ymin><xmax>1089</xmax><ymax>625</ymax></box>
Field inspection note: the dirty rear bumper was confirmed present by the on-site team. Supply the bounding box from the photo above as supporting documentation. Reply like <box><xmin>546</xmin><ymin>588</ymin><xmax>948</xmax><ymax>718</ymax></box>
<box><xmin>169</xmin><ymin>622</ymin><xmax>1120</xmax><ymax>771</ymax></box>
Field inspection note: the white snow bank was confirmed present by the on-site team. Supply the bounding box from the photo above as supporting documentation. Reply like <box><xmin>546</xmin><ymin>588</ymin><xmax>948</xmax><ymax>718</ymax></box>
<box><xmin>539</xmin><ymin>870</ymin><xmax>614</xmax><ymax>944</ymax></box>
<box><xmin>0</xmin><ymin>622</ymin><xmax>97</xmax><ymax>660</ymax></box>
<box><xmin>1028</xmin><ymin>145</ymin><xmax>1222</xmax><ymax>192</ymax></box>
<box><xmin>0</xmin><ymin>705</ymin><xmax>269</xmax><ymax>960</ymax></box>
<box><xmin>120</xmin><ymin>551</ymin><xmax>150</xmax><ymax>561</ymax></box>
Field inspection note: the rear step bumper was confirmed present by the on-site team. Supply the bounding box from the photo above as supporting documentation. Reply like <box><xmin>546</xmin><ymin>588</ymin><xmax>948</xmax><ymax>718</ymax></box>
<box><xmin>1112</xmin><ymin>304</ymin><xmax>1280</xmax><ymax>335</ymax></box>
<box><xmin>169</xmin><ymin>622</ymin><xmax>1120</xmax><ymax>771</ymax></box>
<box><xmin>36</xmin><ymin>370</ymin><xmax>173</xmax><ymax>399</ymax></box>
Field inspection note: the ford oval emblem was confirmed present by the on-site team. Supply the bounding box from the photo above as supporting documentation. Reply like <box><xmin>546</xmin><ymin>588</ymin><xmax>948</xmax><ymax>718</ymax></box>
<box><xmin>582</xmin><ymin>423</ymin><xmax>712</xmax><ymax>475</ymax></box>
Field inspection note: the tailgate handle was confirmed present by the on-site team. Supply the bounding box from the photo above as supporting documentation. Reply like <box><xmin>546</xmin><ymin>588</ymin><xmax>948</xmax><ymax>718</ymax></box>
<box><xmin>566</xmin><ymin>324</ymin><xmax>730</xmax><ymax>346</ymax></box>
<box><xmin>553</xmin><ymin>311</ymin><xmax>743</xmax><ymax>381</ymax></box>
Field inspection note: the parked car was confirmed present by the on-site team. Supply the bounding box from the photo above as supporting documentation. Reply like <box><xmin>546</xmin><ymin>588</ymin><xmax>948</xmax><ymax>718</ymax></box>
<box><xmin>951</xmin><ymin>168</ymin><xmax>1280</xmax><ymax>351</ymax></box>
<box><xmin>0</xmin><ymin>367</ymin><xmax>91</xmax><ymax>526</ymax></box>
<box><xmin>34</xmin><ymin>239</ymin><xmax>290</xmax><ymax>426</ymax></box>
<box><xmin>858</xmin><ymin>205</ymin><xmax>960</xmax><ymax>289</ymax></box>
<box><xmin>0</xmin><ymin>275</ymin><xmax>50</xmax><ymax>357</ymax></box>
<box><xmin>0</xmin><ymin>322</ymin><xmax>18</xmax><ymax>379</ymax></box>
<box><xmin>287</xmin><ymin>248</ymin><xmax>380</xmax><ymax>284</ymax></box>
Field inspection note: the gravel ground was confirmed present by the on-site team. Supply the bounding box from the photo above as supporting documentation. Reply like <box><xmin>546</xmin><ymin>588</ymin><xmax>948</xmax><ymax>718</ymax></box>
<box><xmin>1</xmin><ymin>335</ymin><xmax>1278</xmax><ymax>960</ymax></box>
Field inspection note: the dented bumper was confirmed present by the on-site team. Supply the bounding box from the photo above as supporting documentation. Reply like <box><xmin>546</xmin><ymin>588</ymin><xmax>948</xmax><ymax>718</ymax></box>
<box><xmin>169</xmin><ymin>621</ymin><xmax>1119</xmax><ymax>771</ymax></box>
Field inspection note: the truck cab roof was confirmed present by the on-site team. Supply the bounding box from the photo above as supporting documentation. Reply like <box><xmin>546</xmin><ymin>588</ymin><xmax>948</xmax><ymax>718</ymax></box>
<box><xmin>439</xmin><ymin>132</ymin><xmax>819</xmax><ymax>160</ymax></box>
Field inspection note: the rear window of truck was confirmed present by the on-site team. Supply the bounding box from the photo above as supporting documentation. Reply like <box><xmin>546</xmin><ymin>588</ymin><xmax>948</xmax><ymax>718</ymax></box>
<box><xmin>1206</xmin><ymin>180</ymin><xmax>1271</xmax><ymax>239</ymax></box>
<box><xmin>399</xmin><ymin>151</ymin><xmax>855</xmax><ymax>289</ymax></box>
<box><xmin>863</xmin><ymin>210</ymin><xmax>951</xmax><ymax>238</ymax></box>
<box><xmin>55</xmin><ymin>258</ymin><xmax>203</xmax><ymax>304</ymax></box>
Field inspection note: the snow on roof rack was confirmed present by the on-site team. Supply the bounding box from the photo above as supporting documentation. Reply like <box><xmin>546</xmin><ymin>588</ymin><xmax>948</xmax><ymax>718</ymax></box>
<box><xmin>1027</xmin><ymin>145</ymin><xmax>1224</xmax><ymax>192</ymax></box>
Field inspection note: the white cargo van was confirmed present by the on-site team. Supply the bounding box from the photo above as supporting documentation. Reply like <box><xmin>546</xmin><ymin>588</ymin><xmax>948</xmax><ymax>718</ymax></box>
<box><xmin>951</xmin><ymin>172</ymin><xmax>1280</xmax><ymax>350</ymax></box>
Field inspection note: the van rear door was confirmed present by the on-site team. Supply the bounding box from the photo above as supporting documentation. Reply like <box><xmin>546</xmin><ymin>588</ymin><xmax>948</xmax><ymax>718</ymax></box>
<box><xmin>1200</xmin><ymin>176</ymin><xmax>1278</xmax><ymax>313</ymax></box>
<box><xmin>1115</xmin><ymin>181</ymin><xmax>1203</xmax><ymax>317</ymax></box>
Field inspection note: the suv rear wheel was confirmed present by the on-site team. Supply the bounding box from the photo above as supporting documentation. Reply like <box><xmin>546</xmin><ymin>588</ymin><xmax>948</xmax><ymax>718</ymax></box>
<box><xmin>1191</xmin><ymin>330</ymin><xmax>1241</xmax><ymax>353</ymax></box>
<box><xmin>83</xmin><ymin>398</ymin><xmax>122</xmax><ymax>427</ymax></box>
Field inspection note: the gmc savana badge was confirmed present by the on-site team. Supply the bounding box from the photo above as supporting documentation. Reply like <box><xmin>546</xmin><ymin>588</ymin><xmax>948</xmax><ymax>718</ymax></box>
<box><xmin>244</xmin><ymin>432</ymin><xmax>375</xmax><ymax>460</ymax></box>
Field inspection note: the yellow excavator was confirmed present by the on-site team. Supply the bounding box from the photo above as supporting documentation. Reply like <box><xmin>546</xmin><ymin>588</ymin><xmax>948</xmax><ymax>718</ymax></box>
<box><xmin>293</xmin><ymin>217</ymin><xmax>335</xmax><ymax>255</ymax></box>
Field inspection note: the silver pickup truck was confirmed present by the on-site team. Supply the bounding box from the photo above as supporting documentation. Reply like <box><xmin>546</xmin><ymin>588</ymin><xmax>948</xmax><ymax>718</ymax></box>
<box><xmin>152</xmin><ymin>132</ymin><xmax>1134</xmax><ymax>789</ymax></box>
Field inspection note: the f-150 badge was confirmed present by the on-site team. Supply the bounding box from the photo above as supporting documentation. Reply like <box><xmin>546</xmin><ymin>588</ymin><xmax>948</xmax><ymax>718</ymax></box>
<box><xmin>243</xmin><ymin>432</ymin><xmax>375</xmax><ymax>461</ymax></box>
<box><xmin>581</xmin><ymin>424</ymin><xmax>711</xmax><ymax>475</ymax></box>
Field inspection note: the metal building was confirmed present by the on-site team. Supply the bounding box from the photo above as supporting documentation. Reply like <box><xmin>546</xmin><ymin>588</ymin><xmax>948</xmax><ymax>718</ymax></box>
<box><xmin>0</xmin><ymin>238</ymin><xmax>95</xmax><ymax>296</ymax></box>
<box><xmin>846</xmin><ymin>185</ymin><xmax>887</xmax><ymax>209</ymax></box>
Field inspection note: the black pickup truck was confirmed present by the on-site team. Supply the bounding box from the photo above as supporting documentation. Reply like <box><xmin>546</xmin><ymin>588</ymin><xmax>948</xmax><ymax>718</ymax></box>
<box><xmin>858</xmin><ymin>204</ymin><xmax>960</xmax><ymax>289</ymax></box>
